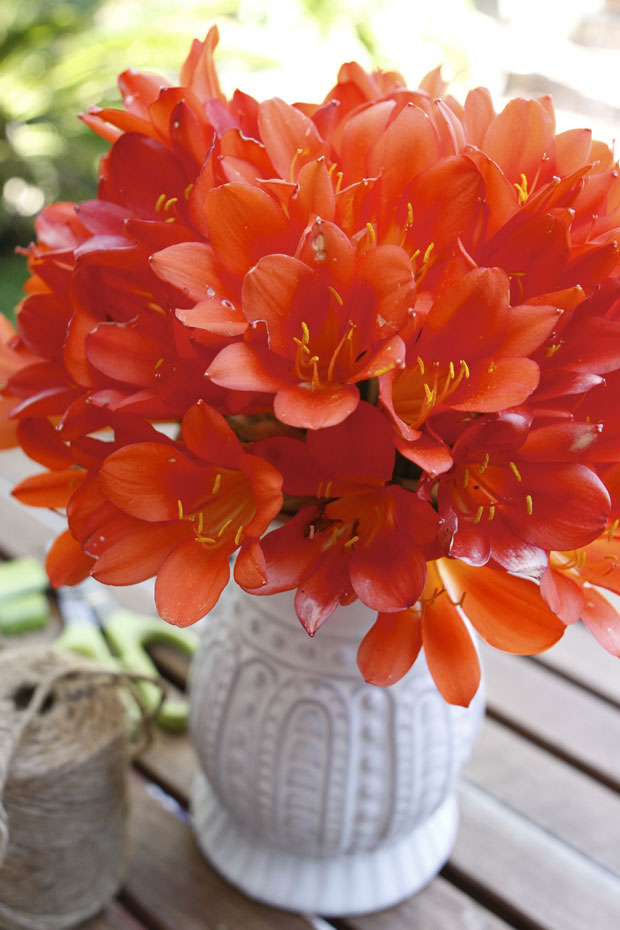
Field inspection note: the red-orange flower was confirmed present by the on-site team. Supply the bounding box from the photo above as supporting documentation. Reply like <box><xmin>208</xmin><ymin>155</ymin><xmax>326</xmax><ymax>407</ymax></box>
<box><xmin>93</xmin><ymin>401</ymin><xmax>283</xmax><ymax>624</ymax></box>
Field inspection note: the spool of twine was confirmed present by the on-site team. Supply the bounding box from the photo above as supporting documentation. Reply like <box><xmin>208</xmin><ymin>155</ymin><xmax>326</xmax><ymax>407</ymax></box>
<box><xmin>0</xmin><ymin>646</ymin><xmax>162</xmax><ymax>930</ymax></box>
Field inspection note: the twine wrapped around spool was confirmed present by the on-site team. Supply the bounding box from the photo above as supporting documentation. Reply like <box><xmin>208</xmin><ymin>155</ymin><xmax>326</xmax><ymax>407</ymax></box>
<box><xmin>0</xmin><ymin>646</ymin><xmax>163</xmax><ymax>930</ymax></box>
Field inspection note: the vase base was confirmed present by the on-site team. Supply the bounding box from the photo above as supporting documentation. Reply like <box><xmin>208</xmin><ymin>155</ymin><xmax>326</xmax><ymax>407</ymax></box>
<box><xmin>190</xmin><ymin>772</ymin><xmax>458</xmax><ymax>916</ymax></box>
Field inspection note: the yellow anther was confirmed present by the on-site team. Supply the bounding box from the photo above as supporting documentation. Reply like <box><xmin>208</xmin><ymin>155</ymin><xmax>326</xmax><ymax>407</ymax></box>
<box><xmin>234</xmin><ymin>525</ymin><xmax>244</xmax><ymax>546</ymax></box>
<box><xmin>526</xmin><ymin>494</ymin><xmax>533</xmax><ymax>515</ymax></box>
<box><xmin>509</xmin><ymin>461</ymin><xmax>522</xmax><ymax>482</ymax></box>
<box><xmin>449</xmin><ymin>361</ymin><xmax>455</xmax><ymax>379</ymax></box>
<box><xmin>289</xmin><ymin>146</ymin><xmax>304</xmax><ymax>181</ymax></box>
<box><xmin>308</xmin><ymin>355</ymin><xmax>320</xmax><ymax>366</ymax></box>
<box><xmin>328</xmin><ymin>286</ymin><xmax>344</xmax><ymax>306</ymax></box>
<box><xmin>423</xmin><ymin>242</ymin><xmax>435</xmax><ymax>264</ymax></box>
<box><xmin>301</xmin><ymin>321</ymin><xmax>310</xmax><ymax>344</ymax></box>
<box><xmin>488</xmin><ymin>505</ymin><xmax>496</xmax><ymax>521</ymax></box>
<box><xmin>335</xmin><ymin>171</ymin><xmax>344</xmax><ymax>195</ymax></box>
<box><xmin>608</xmin><ymin>518</ymin><xmax>619</xmax><ymax>542</ymax></box>
<box><xmin>147</xmin><ymin>302</ymin><xmax>166</xmax><ymax>314</ymax></box>
<box><xmin>324</xmin><ymin>481</ymin><xmax>333</xmax><ymax>498</ymax></box>
<box><xmin>217</xmin><ymin>518</ymin><xmax>233</xmax><ymax>537</ymax></box>
<box><xmin>462</xmin><ymin>467</ymin><xmax>470</xmax><ymax>488</ymax></box>
<box><xmin>164</xmin><ymin>197</ymin><xmax>178</xmax><ymax>212</ymax></box>
<box><xmin>164</xmin><ymin>216</ymin><xmax>176</xmax><ymax>223</ymax></box>
<box><xmin>514</xmin><ymin>172</ymin><xmax>529</xmax><ymax>205</ymax></box>
<box><xmin>184</xmin><ymin>183</ymin><xmax>194</xmax><ymax>201</ymax></box>
<box><xmin>196</xmin><ymin>536</ymin><xmax>216</xmax><ymax>544</ymax></box>
<box><xmin>197</xmin><ymin>512</ymin><xmax>204</xmax><ymax>535</ymax></box>
<box><xmin>328</xmin><ymin>162</ymin><xmax>338</xmax><ymax>178</ymax></box>
<box><xmin>424</xmin><ymin>383</ymin><xmax>434</xmax><ymax>403</ymax></box>
<box><xmin>460</xmin><ymin>359</ymin><xmax>470</xmax><ymax>379</ymax></box>
<box><xmin>473</xmin><ymin>505</ymin><xmax>484</xmax><ymax>524</ymax></box>
<box><xmin>545</xmin><ymin>343</ymin><xmax>562</xmax><ymax>358</ymax></box>
<box><xmin>177</xmin><ymin>499</ymin><xmax>184</xmax><ymax>519</ymax></box>
<box><xmin>366</xmin><ymin>222</ymin><xmax>376</xmax><ymax>247</ymax></box>
<box><xmin>416</xmin><ymin>356</ymin><xmax>425</xmax><ymax>376</ymax></box>
<box><xmin>154</xmin><ymin>357</ymin><xmax>165</xmax><ymax>370</ymax></box>
<box><xmin>344</xmin><ymin>535</ymin><xmax>360</xmax><ymax>549</ymax></box>
<box><xmin>155</xmin><ymin>193</ymin><xmax>166</xmax><ymax>212</ymax></box>
<box><xmin>212</xmin><ymin>473</ymin><xmax>222</xmax><ymax>494</ymax></box>
<box><xmin>478</xmin><ymin>453</ymin><xmax>489</xmax><ymax>474</ymax></box>
<box><xmin>406</xmin><ymin>202</ymin><xmax>414</xmax><ymax>226</ymax></box>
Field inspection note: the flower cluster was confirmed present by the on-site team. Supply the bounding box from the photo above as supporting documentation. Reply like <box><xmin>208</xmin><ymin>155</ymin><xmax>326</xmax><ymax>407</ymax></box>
<box><xmin>4</xmin><ymin>27</ymin><xmax>620</xmax><ymax>704</ymax></box>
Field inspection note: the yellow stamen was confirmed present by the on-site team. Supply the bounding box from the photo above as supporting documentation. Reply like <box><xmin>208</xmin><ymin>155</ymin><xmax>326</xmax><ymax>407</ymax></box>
<box><xmin>416</xmin><ymin>356</ymin><xmax>425</xmax><ymax>375</ymax></box>
<box><xmin>164</xmin><ymin>216</ymin><xmax>176</xmax><ymax>223</ymax></box>
<box><xmin>212</xmin><ymin>473</ymin><xmax>222</xmax><ymax>494</ymax></box>
<box><xmin>234</xmin><ymin>525</ymin><xmax>244</xmax><ymax>546</ymax></box>
<box><xmin>184</xmin><ymin>183</ymin><xmax>194</xmax><ymax>201</ymax></box>
<box><xmin>335</xmin><ymin>171</ymin><xmax>344</xmax><ymax>195</ymax></box>
<box><xmin>474</xmin><ymin>505</ymin><xmax>484</xmax><ymax>524</ymax></box>
<box><xmin>514</xmin><ymin>172</ymin><xmax>529</xmax><ymax>205</ymax></box>
<box><xmin>460</xmin><ymin>359</ymin><xmax>470</xmax><ymax>379</ymax></box>
<box><xmin>462</xmin><ymin>467</ymin><xmax>470</xmax><ymax>488</ymax></box>
<box><xmin>197</xmin><ymin>512</ymin><xmax>204</xmax><ymax>535</ymax></box>
<box><xmin>328</xmin><ymin>285</ymin><xmax>344</xmax><ymax>306</ymax></box>
<box><xmin>526</xmin><ymin>494</ymin><xmax>533</xmax><ymax>515</ymax></box>
<box><xmin>478</xmin><ymin>453</ymin><xmax>489</xmax><ymax>474</ymax></box>
<box><xmin>328</xmin><ymin>162</ymin><xmax>338</xmax><ymax>178</ymax></box>
<box><xmin>301</xmin><ymin>321</ymin><xmax>310</xmax><ymax>345</ymax></box>
<box><xmin>177</xmin><ymin>499</ymin><xmax>184</xmax><ymax>519</ymax></box>
<box><xmin>289</xmin><ymin>147</ymin><xmax>304</xmax><ymax>181</ymax></box>
<box><xmin>164</xmin><ymin>197</ymin><xmax>178</xmax><ymax>212</ymax></box>
<box><xmin>423</xmin><ymin>242</ymin><xmax>435</xmax><ymax>264</ymax></box>
<box><xmin>449</xmin><ymin>361</ymin><xmax>455</xmax><ymax>379</ymax></box>
<box><xmin>509</xmin><ymin>461</ymin><xmax>522</xmax><ymax>482</ymax></box>
<box><xmin>147</xmin><ymin>302</ymin><xmax>166</xmax><ymax>314</ymax></box>
<box><xmin>545</xmin><ymin>343</ymin><xmax>562</xmax><ymax>358</ymax></box>
<box><xmin>344</xmin><ymin>535</ymin><xmax>360</xmax><ymax>549</ymax></box>
<box><xmin>488</xmin><ymin>505</ymin><xmax>496</xmax><ymax>521</ymax></box>
<box><xmin>154</xmin><ymin>357</ymin><xmax>164</xmax><ymax>370</ymax></box>
<box><xmin>406</xmin><ymin>202</ymin><xmax>413</xmax><ymax>227</ymax></box>
<box><xmin>424</xmin><ymin>383</ymin><xmax>434</xmax><ymax>403</ymax></box>
<box><xmin>196</xmin><ymin>536</ymin><xmax>216</xmax><ymax>544</ymax></box>
<box><xmin>217</xmin><ymin>518</ymin><xmax>233</xmax><ymax>537</ymax></box>
<box><xmin>366</xmin><ymin>222</ymin><xmax>376</xmax><ymax>247</ymax></box>
<box><xmin>155</xmin><ymin>193</ymin><xmax>166</xmax><ymax>212</ymax></box>
<box><xmin>608</xmin><ymin>518</ymin><xmax>619</xmax><ymax>542</ymax></box>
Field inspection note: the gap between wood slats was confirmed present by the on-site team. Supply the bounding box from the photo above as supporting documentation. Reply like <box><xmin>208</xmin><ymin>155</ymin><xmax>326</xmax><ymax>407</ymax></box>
<box><xmin>529</xmin><ymin>653</ymin><xmax>620</xmax><ymax>712</ymax></box>
<box><xmin>485</xmin><ymin>705</ymin><xmax>620</xmax><ymax>794</ymax></box>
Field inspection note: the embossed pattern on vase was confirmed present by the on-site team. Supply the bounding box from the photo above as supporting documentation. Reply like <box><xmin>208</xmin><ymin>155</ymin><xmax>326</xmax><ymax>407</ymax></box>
<box><xmin>190</xmin><ymin>588</ymin><xmax>484</xmax><ymax>858</ymax></box>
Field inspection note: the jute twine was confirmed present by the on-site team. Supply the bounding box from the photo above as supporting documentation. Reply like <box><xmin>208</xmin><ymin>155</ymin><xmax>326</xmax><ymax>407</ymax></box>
<box><xmin>0</xmin><ymin>646</ymin><xmax>165</xmax><ymax>930</ymax></box>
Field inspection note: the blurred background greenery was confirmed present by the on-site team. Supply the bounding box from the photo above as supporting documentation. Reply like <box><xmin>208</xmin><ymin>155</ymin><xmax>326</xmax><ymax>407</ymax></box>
<box><xmin>1</xmin><ymin>0</ymin><xmax>616</xmax><ymax>322</ymax></box>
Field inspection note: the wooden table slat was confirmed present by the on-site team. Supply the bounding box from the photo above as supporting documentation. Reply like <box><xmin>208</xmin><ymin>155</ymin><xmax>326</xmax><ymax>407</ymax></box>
<box><xmin>125</xmin><ymin>774</ymin><xmax>319</xmax><ymax>930</ymax></box>
<box><xmin>452</xmin><ymin>782</ymin><xmax>620</xmax><ymax>930</ymax></box>
<box><xmin>465</xmin><ymin>716</ymin><xmax>620</xmax><ymax>877</ymax></box>
<box><xmin>481</xmin><ymin>643</ymin><xmax>620</xmax><ymax>790</ymax></box>
<box><xmin>81</xmin><ymin>900</ymin><xmax>150</xmax><ymax>930</ymax></box>
<box><xmin>533</xmin><ymin>619</ymin><xmax>620</xmax><ymax>707</ymax></box>
<box><xmin>339</xmin><ymin>876</ymin><xmax>520</xmax><ymax>930</ymax></box>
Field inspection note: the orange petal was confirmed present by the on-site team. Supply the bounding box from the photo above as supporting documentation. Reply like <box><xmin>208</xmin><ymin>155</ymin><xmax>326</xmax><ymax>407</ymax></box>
<box><xmin>357</xmin><ymin>610</ymin><xmax>423</xmax><ymax>686</ymax></box>
<box><xmin>422</xmin><ymin>593</ymin><xmax>481</xmax><ymax>706</ymax></box>
<box><xmin>46</xmin><ymin>530</ymin><xmax>94</xmax><ymax>588</ymax></box>
<box><xmin>438</xmin><ymin>560</ymin><xmax>565</xmax><ymax>654</ymax></box>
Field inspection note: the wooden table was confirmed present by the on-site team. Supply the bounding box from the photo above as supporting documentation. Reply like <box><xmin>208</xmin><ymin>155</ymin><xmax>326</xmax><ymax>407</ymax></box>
<box><xmin>1</xmin><ymin>446</ymin><xmax>619</xmax><ymax>930</ymax></box>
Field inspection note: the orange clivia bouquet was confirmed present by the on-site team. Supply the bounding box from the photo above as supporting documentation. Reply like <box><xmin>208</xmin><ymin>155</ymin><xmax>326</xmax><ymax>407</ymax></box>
<box><xmin>3</xmin><ymin>28</ymin><xmax>620</xmax><ymax>705</ymax></box>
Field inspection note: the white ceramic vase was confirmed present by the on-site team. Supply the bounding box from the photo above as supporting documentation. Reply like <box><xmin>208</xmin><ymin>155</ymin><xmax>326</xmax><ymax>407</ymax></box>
<box><xmin>189</xmin><ymin>586</ymin><xmax>485</xmax><ymax>916</ymax></box>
